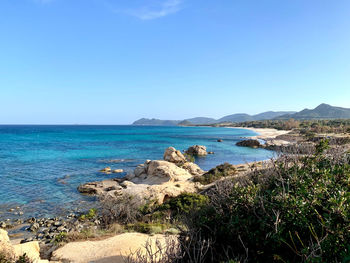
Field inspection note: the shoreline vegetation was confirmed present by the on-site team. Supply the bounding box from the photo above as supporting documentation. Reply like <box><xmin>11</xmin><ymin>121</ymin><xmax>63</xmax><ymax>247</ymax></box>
<box><xmin>1</xmin><ymin>122</ymin><xmax>350</xmax><ymax>262</ymax></box>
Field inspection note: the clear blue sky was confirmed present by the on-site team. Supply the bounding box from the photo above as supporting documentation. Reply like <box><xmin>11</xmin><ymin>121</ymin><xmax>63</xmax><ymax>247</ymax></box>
<box><xmin>1</xmin><ymin>0</ymin><xmax>349</xmax><ymax>124</ymax></box>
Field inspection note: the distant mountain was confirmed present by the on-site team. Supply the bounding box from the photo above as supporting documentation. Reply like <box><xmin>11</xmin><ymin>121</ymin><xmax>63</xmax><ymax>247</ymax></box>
<box><xmin>132</xmin><ymin>118</ymin><xmax>180</xmax><ymax>126</ymax></box>
<box><xmin>276</xmin><ymin>104</ymin><xmax>350</xmax><ymax>120</ymax></box>
<box><xmin>253</xmin><ymin>111</ymin><xmax>296</xmax><ymax>120</ymax></box>
<box><xmin>185</xmin><ymin>117</ymin><xmax>217</xmax><ymax>124</ymax></box>
<box><xmin>217</xmin><ymin>114</ymin><xmax>254</xmax><ymax>123</ymax></box>
<box><xmin>133</xmin><ymin>111</ymin><xmax>294</xmax><ymax>126</ymax></box>
<box><xmin>132</xmin><ymin>105</ymin><xmax>350</xmax><ymax>126</ymax></box>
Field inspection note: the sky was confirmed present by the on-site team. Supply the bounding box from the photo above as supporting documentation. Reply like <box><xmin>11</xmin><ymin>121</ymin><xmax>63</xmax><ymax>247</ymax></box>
<box><xmin>0</xmin><ymin>0</ymin><xmax>350</xmax><ymax>124</ymax></box>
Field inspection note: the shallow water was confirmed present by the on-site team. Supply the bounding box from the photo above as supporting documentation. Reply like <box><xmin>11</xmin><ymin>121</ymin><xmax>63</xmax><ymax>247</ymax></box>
<box><xmin>0</xmin><ymin>125</ymin><xmax>272</xmax><ymax>220</ymax></box>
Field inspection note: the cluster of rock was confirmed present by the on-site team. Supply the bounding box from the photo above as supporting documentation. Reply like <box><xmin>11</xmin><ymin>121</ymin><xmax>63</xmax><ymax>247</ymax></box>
<box><xmin>99</xmin><ymin>167</ymin><xmax>124</xmax><ymax>174</ymax></box>
<box><xmin>19</xmin><ymin>213</ymin><xmax>100</xmax><ymax>246</ymax></box>
<box><xmin>78</xmin><ymin>146</ymin><xmax>207</xmax><ymax>204</ymax></box>
<box><xmin>0</xmin><ymin>229</ymin><xmax>57</xmax><ymax>263</ymax></box>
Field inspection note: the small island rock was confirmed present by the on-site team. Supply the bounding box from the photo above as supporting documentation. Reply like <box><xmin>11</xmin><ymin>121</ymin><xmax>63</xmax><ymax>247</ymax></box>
<box><xmin>186</xmin><ymin>145</ymin><xmax>207</xmax><ymax>156</ymax></box>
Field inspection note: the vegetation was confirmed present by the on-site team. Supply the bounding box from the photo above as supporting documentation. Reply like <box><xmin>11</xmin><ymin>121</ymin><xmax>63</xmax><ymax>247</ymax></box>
<box><xmin>194</xmin><ymin>163</ymin><xmax>237</xmax><ymax>185</ymax></box>
<box><xmin>159</xmin><ymin>193</ymin><xmax>209</xmax><ymax>217</ymax></box>
<box><xmin>227</xmin><ymin>119</ymin><xmax>350</xmax><ymax>133</ymax></box>
<box><xmin>126</xmin><ymin>222</ymin><xmax>168</xmax><ymax>235</ymax></box>
<box><xmin>78</xmin><ymin>208</ymin><xmax>97</xmax><ymax>221</ymax></box>
<box><xmin>178</xmin><ymin>140</ymin><xmax>350</xmax><ymax>262</ymax></box>
<box><xmin>0</xmin><ymin>253</ymin><xmax>31</xmax><ymax>263</ymax></box>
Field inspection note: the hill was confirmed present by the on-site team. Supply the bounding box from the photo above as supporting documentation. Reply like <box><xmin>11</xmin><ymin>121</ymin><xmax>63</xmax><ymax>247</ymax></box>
<box><xmin>133</xmin><ymin>111</ymin><xmax>296</xmax><ymax>125</ymax></box>
<box><xmin>276</xmin><ymin>104</ymin><xmax>350</xmax><ymax>120</ymax></box>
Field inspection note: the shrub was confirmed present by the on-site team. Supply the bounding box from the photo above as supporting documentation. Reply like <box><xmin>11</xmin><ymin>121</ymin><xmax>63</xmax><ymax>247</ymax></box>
<box><xmin>159</xmin><ymin>193</ymin><xmax>209</xmax><ymax>218</ymax></box>
<box><xmin>99</xmin><ymin>194</ymin><xmax>144</xmax><ymax>225</ymax></box>
<box><xmin>79</xmin><ymin>208</ymin><xmax>97</xmax><ymax>221</ymax></box>
<box><xmin>182</xmin><ymin>140</ymin><xmax>350</xmax><ymax>262</ymax></box>
<box><xmin>194</xmin><ymin>163</ymin><xmax>237</xmax><ymax>185</ymax></box>
<box><xmin>126</xmin><ymin>222</ymin><xmax>167</xmax><ymax>235</ymax></box>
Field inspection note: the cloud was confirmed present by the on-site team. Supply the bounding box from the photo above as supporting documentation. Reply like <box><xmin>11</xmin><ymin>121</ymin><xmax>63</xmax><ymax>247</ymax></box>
<box><xmin>119</xmin><ymin>0</ymin><xmax>184</xmax><ymax>20</ymax></box>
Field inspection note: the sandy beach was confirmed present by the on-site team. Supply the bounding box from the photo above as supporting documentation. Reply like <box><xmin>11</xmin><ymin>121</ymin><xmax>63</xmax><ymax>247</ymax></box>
<box><xmin>229</xmin><ymin>127</ymin><xmax>291</xmax><ymax>145</ymax></box>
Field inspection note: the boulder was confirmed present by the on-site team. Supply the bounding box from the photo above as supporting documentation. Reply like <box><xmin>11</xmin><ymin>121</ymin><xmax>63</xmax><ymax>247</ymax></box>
<box><xmin>1</xmin><ymin>230</ymin><xmax>43</xmax><ymax>262</ymax></box>
<box><xmin>13</xmin><ymin>241</ymin><xmax>40</xmax><ymax>262</ymax></box>
<box><xmin>181</xmin><ymin>162</ymin><xmax>204</xmax><ymax>176</ymax></box>
<box><xmin>112</xmin><ymin>169</ymin><xmax>124</xmax><ymax>173</ymax></box>
<box><xmin>99</xmin><ymin>167</ymin><xmax>112</xmax><ymax>173</ymax></box>
<box><xmin>163</xmin><ymin>147</ymin><xmax>187</xmax><ymax>164</ymax></box>
<box><xmin>0</xmin><ymin>229</ymin><xmax>15</xmax><ymax>261</ymax></box>
<box><xmin>186</xmin><ymin>145</ymin><xmax>207</xmax><ymax>156</ymax></box>
<box><xmin>133</xmin><ymin>160</ymin><xmax>192</xmax><ymax>183</ymax></box>
<box><xmin>236</xmin><ymin>139</ymin><xmax>262</xmax><ymax>148</ymax></box>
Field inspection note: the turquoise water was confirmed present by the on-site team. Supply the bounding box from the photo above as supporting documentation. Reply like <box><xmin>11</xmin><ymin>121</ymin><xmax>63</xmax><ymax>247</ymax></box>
<box><xmin>0</xmin><ymin>125</ymin><xmax>272</xmax><ymax>220</ymax></box>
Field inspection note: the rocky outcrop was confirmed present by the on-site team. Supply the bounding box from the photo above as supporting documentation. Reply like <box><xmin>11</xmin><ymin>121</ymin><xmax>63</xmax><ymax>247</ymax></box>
<box><xmin>78</xmin><ymin>148</ymin><xmax>202</xmax><ymax>204</ymax></box>
<box><xmin>0</xmin><ymin>229</ymin><xmax>49</xmax><ymax>262</ymax></box>
<box><xmin>52</xmin><ymin>233</ymin><xmax>171</xmax><ymax>263</ymax></box>
<box><xmin>181</xmin><ymin>162</ymin><xmax>204</xmax><ymax>176</ymax></box>
<box><xmin>163</xmin><ymin>147</ymin><xmax>187</xmax><ymax>164</ymax></box>
<box><xmin>186</xmin><ymin>145</ymin><xmax>207</xmax><ymax>156</ymax></box>
<box><xmin>236</xmin><ymin>139</ymin><xmax>262</xmax><ymax>148</ymax></box>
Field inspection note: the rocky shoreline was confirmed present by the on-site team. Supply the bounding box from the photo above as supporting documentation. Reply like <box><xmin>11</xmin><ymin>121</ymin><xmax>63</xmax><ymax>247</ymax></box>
<box><xmin>1</xmin><ymin>128</ymin><xmax>298</xmax><ymax>262</ymax></box>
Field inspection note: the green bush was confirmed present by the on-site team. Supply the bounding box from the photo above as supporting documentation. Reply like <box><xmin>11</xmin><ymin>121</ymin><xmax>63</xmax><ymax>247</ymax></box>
<box><xmin>159</xmin><ymin>193</ymin><xmax>209</xmax><ymax>217</ymax></box>
<box><xmin>79</xmin><ymin>208</ymin><xmax>97</xmax><ymax>221</ymax></box>
<box><xmin>184</xmin><ymin>140</ymin><xmax>350</xmax><ymax>262</ymax></box>
<box><xmin>194</xmin><ymin>163</ymin><xmax>237</xmax><ymax>185</ymax></box>
<box><xmin>126</xmin><ymin>222</ymin><xmax>167</xmax><ymax>234</ymax></box>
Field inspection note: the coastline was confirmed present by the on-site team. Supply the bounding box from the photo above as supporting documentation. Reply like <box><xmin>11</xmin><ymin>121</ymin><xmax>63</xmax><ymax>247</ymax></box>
<box><xmin>1</xmin><ymin>127</ymin><xmax>293</xmax><ymax>262</ymax></box>
<box><xmin>229</xmin><ymin>127</ymin><xmax>291</xmax><ymax>145</ymax></box>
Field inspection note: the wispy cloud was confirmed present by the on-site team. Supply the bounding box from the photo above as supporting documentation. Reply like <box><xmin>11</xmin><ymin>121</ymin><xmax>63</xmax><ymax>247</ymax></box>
<box><xmin>118</xmin><ymin>0</ymin><xmax>184</xmax><ymax>20</ymax></box>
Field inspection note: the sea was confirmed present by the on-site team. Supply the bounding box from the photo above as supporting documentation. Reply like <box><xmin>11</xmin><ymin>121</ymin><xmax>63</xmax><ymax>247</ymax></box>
<box><xmin>0</xmin><ymin>125</ymin><xmax>273</xmax><ymax>221</ymax></box>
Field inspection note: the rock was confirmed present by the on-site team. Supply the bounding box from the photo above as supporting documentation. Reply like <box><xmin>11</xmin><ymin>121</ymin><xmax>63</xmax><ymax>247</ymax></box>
<box><xmin>0</xmin><ymin>222</ymin><xmax>6</xmax><ymax>229</ymax></box>
<box><xmin>236</xmin><ymin>139</ymin><xmax>262</xmax><ymax>148</ymax></box>
<box><xmin>112</xmin><ymin>169</ymin><xmax>124</xmax><ymax>173</ymax></box>
<box><xmin>0</xmin><ymin>229</ymin><xmax>10</xmax><ymax>243</ymax></box>
<box><xmin>78</xmin><ymin>158</ymin><xmax>199</xmax><ymax>204</ymax></box>
<box><xmin>163</xmin><ymin>147</ymin><xmax>187</xmax><ymax>164</ymax></box>
<box><xmin>99</xmin><ymin>167</ymin><xmax>112</xmax><ymax>173</ymax></box>
<box><xmin>51</xmin><ymin>233</ymin><xmax>170</xmax><ymax>263</ymax></box>
<box><xmin>29</xmin><ymin>223</ymin><xmax>40</xmax><ymax>232</ymax></box>
<box><xmin>57</xmin><ymin>226</ymin><xmax>65</xmax><ymax>232</ymax></box>
<box><xmin>217</xmin><ymin>139</ymin><xmax>223</xmax><ymax>142</ymax></box>
<box><xmin>53</xmin><ymin>221</ymin><xmax>62</xmax><ymax>227</ymax></box>
<box><xmin>135</xmin><ymin>160</ymin><xmax>191</xmax><ymax>182</ymax></box>
<box><xmin>181</xmin><ymin>162</ymin><xmax>204</xmax><ymax>176</ymax></box>
<box><xmin>0</xmin><ymin>229</ymin><xmax>15</xmax><ymax>258</ymax></box>
<box><xmin>13</xmin><ymin>241</ymin><xmax>40</xmax><ymax>262</ymax></box>
<box><xmin>186</xmin><ymin>145</ymin><xmax>207</xmax><ymax>156</ymax></box>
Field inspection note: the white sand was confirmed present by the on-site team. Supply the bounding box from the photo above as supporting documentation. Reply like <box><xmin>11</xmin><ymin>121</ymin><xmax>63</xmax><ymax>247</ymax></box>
<box><xmin>229</xmin><ymin>127</ymin><xmax>291</xmax><ymax>145</ymax></box>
